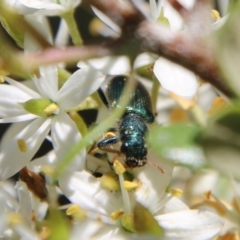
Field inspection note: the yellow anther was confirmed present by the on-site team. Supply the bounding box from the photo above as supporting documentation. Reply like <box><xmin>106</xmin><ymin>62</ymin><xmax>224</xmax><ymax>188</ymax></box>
<box><xmin>43</xmin><ymin>103</ymin><xmax>59</xmax><ymax>115</ymax></box>
<box><xmin>104</xmin><ymin>132</ymin><xmax>116</xmax><ymax>138</ymax></box>
<box><xmin>42</xmin><ymin>165</ymin><xmax>55</xmax><ymax>176</ymax></box>
<box><xmin>170</xmin><ymin>92</ymin><xmax>196</xmax><ymax>110</ymax></box>
<box><xmin>8</xmin><ymin>213</ymin><xmax>23</xmax><ymax>225</ymax></box>
<box><xmin>66</xmin><ymin>204</ymin><xmax>86</xmax><ymax>220</ymax></box>
<box><xmin>113</xmin><ymin>160</ymin><xmax>126</xmax><ymax>175</ymax></box>
<box><xmin>110</xmin><ymin>209</ymin><xmax>124</xmax><ymax>221</ymax></box>
<box><xmin>17</xmin><ymin>139</ymin><xmax>27</xmax><ymax>152</ymax></box>
<box><xmin>123</xmin><ymin>181</ymin><xmax>138</xmax><ymax>191</ymax></box>
<box><xmin>0</xmin><ymin>70</ymin><xmax>9</xmax><ymax>82</ymax></box>
<box><xmin>169</xmin><ymin>188</ymin><xmax>183</xmax><ymax>197</ymax></box>
<box><xmin>208</xmin><ymin>97</ymin><xmax>228</xmax><ymax>116</ymax></box>
<box><xmin>99</xmin><ymin>172</ymin><xmax>120</xmax><ymax>192</ymax></box>
<box><xmin>0</xmin><ymin>76</ymin><xmax>5</xmax><ymax>83</ymax></box>
<box><xmin>211</xmin><ymin>9</ymin><xmax>221</xmax><ymax>21</ymax></box>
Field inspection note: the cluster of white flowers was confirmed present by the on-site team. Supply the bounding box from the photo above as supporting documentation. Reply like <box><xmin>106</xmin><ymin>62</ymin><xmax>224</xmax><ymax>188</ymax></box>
<box><xmin>0</xmin><ymin>0</ymin><xmax>227</xmax><ymax>239</ymax></box>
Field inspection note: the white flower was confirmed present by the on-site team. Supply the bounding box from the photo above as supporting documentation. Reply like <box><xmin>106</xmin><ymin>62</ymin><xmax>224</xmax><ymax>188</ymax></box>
<box><xmin>0</xmin><ymin>66</ymin><xmax>105</xmax><ymax>180</ymax></box>
<box><xmin>58</xmin><ymin>154</ymin><xmax>223</xmax><ymax>239</ymax></box>
<box><xmin>9</xmin><ymin>0</ymin><xmax>81</xmax><ymax>16</ymax></box>
<box><xmin>149</xmin><ymin>0</ymin><xmax>198</xmax><ymax>99</ymax></box>
<box><xmin>0</xmin><ymin>181</ymin><xmax>40</xmax><ymax>240</ymax></box>
<box><xmin>89</xmin><ymin>0</ymin><xmax>198</xmax><ymax>99</ymax></box>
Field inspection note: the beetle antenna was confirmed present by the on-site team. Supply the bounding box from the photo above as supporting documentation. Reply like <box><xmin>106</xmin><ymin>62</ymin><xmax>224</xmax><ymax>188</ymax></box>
<box><xmin>147</xmin><ymin>161</ymin><xmax>165</xmax><ymax>174</ymax></box>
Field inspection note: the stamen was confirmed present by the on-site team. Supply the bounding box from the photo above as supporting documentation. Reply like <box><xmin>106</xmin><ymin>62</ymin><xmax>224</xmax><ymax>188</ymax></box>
<box><xmin>119</xmin><ymin>174</ymin><xmax>131</xmax><ymax>213</ymax></box>
<box><xmin>169</xmin><ymin>188</ymin><xmax>183</xmax><ymax>197</ymax></box>
<box><xmin>8</xmin><ymin>213</ymin><xmax>23</xmax><ymax>225</ymax></box>
<box><xmin>211</xmin><ymin>9</ymin><xmax>221</xmax><ymax>21</ymax></box>
<box><xmin>43</xmin><ymin>103</ymin><xmax>59</xmax><ymax>115</ymax></box>
<box><xmin>123</xmin><ymin>181</ymin><xmax>138</xmax><ymax>191</ymax></box>
<box><xmin>99</xmin><ymin>172</ymin><xmax>120</xmax><ymax>191</ymax></box>
<box><xmin>111</xmin><ymin>209</ymin><xmax>124</xmax><ymax>221</ymax></box>
<box><xmin>17</xmin><ymin>139</ymin><xmax>27</xmax><ymax>152</ymax></box>
<box><xmin>113</xmin><ymin>160</ymin><xmax>126</xmax><ymax>175</ymax></box>
<box><xmin>66</xmin><ymin>204</ymin><xmax>86</xmax><ymax>220</ymax></box>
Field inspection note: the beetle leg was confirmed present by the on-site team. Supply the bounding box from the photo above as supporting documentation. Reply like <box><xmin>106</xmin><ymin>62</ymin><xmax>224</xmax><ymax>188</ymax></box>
<box><xmin>97</xmin><ymin>135</ymin><xmax>120</xmax><ymax>154</ymax></box>
<box><xmin>98</xmin><ymin>88</ymin><xmax>110</xmax><ymax>109</ymax></box>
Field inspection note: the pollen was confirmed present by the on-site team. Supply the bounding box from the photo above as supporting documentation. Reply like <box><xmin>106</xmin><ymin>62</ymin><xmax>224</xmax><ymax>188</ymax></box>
<box><xmin>123</xmin><ymin>181</ymin><xmax>138</xmax><ymax>191</ymax></box>
<box><xmin>111</xmin><ymin>209</ymin><xmax>124</xmax><ymax>221</ymax></box>
<box><xmin>99</xmin><ymin>172</ymin><xmax>120</xmax><ymax>191</ymax></box>
<box><xmin>42</xmin><ymin>165</ymin><xmax>55</xmax><ymax>176</ymax></box>
<box><xmin>169</xmin><ymin>188</ymin><xmax>183</xmax><ymax>197</ymax></box>
<box><xmin>8</xmin><ymin>212</ymin><xmax>24</xmax><ymax>225</ymax></box>
<box><xmin>0</xmin><ymin>76</ymin><xmax>5</xmax><ymax>83</ymax></box>
<box><xmin>66</xmin><ymin>204</ymin><xmax>86</xmax><ymax>220</ymax></box>
<box><xmin>17</xmin><ymin>139</ymin><xmax>27</xmax><ymax>152</ymax></box>
<box><xmin>43</xmin><ymin>103</ymin><xmax>59</xmax><ymax>115</ymax></box>
<box><xmin>211</xmin><ymin>9</ymin><xmax>221</xmax><ymax>21</ymax></box>
<box><xmin>113</xmin><ymin>160</ymin><xmax>126</xmax><ymax>175</ymax></box>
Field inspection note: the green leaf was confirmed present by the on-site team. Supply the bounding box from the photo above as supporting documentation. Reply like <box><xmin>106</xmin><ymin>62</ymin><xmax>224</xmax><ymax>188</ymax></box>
<box><xmin>149</xmin><ymin>124</ymin><xmax>205</xmax><ymax>168</ymax></box>
<box><xmin>134</xmin><ymin>202</ymin><xmax>164</xmax><ymax>237</ymax></box>
<box><xmin>215</xmin><ymin>3</ymin><xmax>240</xmax><ymax>97</ymax></box>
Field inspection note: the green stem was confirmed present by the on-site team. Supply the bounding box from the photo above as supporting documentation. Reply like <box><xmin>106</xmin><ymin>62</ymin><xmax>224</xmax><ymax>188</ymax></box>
<box><xmin>61</xmin><ymin>10</ymin><xmax>83</xmax><ymax>46</ymax></box>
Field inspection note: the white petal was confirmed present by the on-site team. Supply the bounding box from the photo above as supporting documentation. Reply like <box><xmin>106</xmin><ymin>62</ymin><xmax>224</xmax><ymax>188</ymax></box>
<box><xmin>0</xmin><ymin>118</ymin><xmax>51</xmax><ymax>180</ymax></box>
<box><xmin>134</xmin><ymin>155</ymin><xmax>173</xmax><ymax>213</ymax></box>
<box><xmin>87</xmin><ymin>56</ymin><xmax>131</xmax><ymax>75</ymax></box>
<box><xmin>31</xmin><ymin>191</ymin><xmax>48</xmax><ymax>221</ymax></box>
<box><xmin>19</xmin><ymin>0</ymin><xmax>63</xmax><ymax>10</ymax></box>
<box><xmin>0</xmin><ymin>114</ymin><xmax>37</xmax><ymax>123</ymax></box>
<box><xmin>56</xmin><ymin>68</ymin><xmax>105</xmax><ymax>110</ymax></box>
<box><xmin>134</xmin><ymin>53</ymin><xmax>157</xmax><ymax>69</ymax></box>
<box><xmin>159</xmin><ymin>197</ymin><xmax>189</xmax><ymax>215</ymax></box>
<box><xmin>51</xmin><ymin>111</ymin><xmax>86</xmax><ymax>171</ymax></box>
<box><xmin>0</xmin><ymin>193</ymin><xmax>8</xmax><ymax>235</ymax></box>
<box><xmin>54</xmin><ymin>19</ymin><xmax>69</xmax><ymax>47</ymax></box>
<box><xmin>32</xmin><ymin>65</ymin><xmax>58</xmax><ymax>100</ymax></box>
<box><xmin>4</xmin><ymin>77</ymin><xmax>40</xmax><ymax>98</ymax></box>
<box><xmin>149</xmin><ymin>0</ymin><xmax>158</xmax><ymax>20</ymax></box>
<box><xmin>0</xmin><ymin>183</ymin><xmax>19</xmax><ymax>211</ymax></box>
<box><xmin>77</xmin><ymin>61</ymin><xmax>89</xmax><ymax>69</ymax></box>
<box><xmin>91</xmin><ymin>6</ymin><xmax>121</xmax><ymax>34</ymax></box>
<box><xmin>70</xmin><ymin>220</ymin><xmax>103</xmax><ymax>240</ymax></box>
<box><xmin>178</xmin><ymin>0</ymin><xmax>195</xmax><ymax>9</ymax></box>
<box><xmin>0</xmin><ymin>84</ymin><xmax>32</xmax><ymax>118</ymax></box>
<box><xmin>24</xmin><ymin>15</ymin><xmax>53</xmax><ymax>53</ymax></box>
<box><xmin>16</xmin><ymin>181</ymin><xmax>48</xmax><ymax>221</ymax></box>
<box><xmin>154</xmin><ymin>58</ymin><xmax>198</xmax><ymax>98</ymax></box>
<box><xmin>27</xmin><ymin>150</ymin><xmax>57</xmax><ymax>172</ymax></box>
<box><xmin>157</xmin><ymin>1</ymin><xmax>184</xmax><ymax>31</ymax></box>
<box><xmin>156</xmin><ymin>210</ymin><xmax>223</xmax><ymax>240</ymax></box>
<box><xmin>15</xmin><ymin>181</ymin><xmax>32</xmax><ymax>222</ymax></box>
<box><xmin>13</xmin><ymin>223</ymin><xmax>39</xmax><ymax>240</ymax></box>
<box><xmin>59</xmin><ymin>170</ymin><xmax>123</xmax><ymax>223</ymax></box>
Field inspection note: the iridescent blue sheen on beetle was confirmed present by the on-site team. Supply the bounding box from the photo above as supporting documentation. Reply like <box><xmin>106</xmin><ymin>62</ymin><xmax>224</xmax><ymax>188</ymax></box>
<box><xmin>97</xmin><ymin>75</ymin><xmax>154</xmax><ymax>168</ymax></box>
